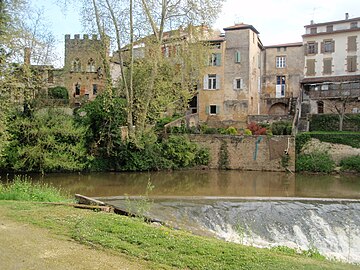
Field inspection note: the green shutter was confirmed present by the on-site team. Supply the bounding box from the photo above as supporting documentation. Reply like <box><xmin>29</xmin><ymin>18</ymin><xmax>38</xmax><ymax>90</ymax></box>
<box><xmin>216</xmin><ymin>53</ymin><xmax>221</xmax><ymax>66</ymax></box>
<box><xmin>205</xmin><ymin>105</ymin><xmax>209</xmax><ymax>115</ymax></box>
<box><xmin>216</xmin><ymin>105</ymin><xmax>220</xmax><ymax>114</ymax></box>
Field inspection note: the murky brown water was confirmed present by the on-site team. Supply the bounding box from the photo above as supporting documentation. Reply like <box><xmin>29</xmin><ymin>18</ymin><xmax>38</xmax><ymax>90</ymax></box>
<box><xmin>2</xmin><ymin>170</ymin><xmax>360</xmax><ymax>199</ymax></box>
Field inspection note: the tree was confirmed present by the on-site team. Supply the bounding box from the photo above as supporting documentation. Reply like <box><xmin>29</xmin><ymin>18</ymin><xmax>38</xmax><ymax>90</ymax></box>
<box><xmin>63</xmin><ymin>0</ymin><xmax>224</xmax><ymax>140</ymax></box>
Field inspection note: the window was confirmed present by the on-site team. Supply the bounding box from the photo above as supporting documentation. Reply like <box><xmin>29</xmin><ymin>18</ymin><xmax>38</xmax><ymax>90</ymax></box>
<box><xmin>209</xmin><ymin>42</ymin><xmax>221</xmax><ymax>49</ymax></box>
<box><xmin>209</xmin><ymin>105</ymin><xmax>218</xmax><ymax>115</ymax></box>
<box><xmin>326</xmin><ymin>25</ymin><xmax>333</xmax><ymax>32</ymax></box>
<box><xmin>306</xmin><ymin>59</ymin><xmax>316</xmax><ymax>76</ymax></box>
<box><xmin>350</xmin><ymin>22</ymin><xmax>358</xmax><ymax>29</ymax></box>
<box><xmin>317</xmin><ymin>101</ymin><xmax>324</xmax><ymax>114</ymax></box>
<box><xmin>203</xmin><ymin>74</ymin><xmax>219</xmax><ymax>90</ymax></box>
<box><xmin>347</xmin><ymin>56</ymin><xmax>357</xmax><ymax>72</ymax></box>
<box><xmin>93</xmin><ymin>84</ymin><xmax>98</xmax><ymax>95</ymax></box>
<box><xmin>323</xmin><ymin>58</ymin><xmax>332</xmax><ymax>74</ymax></box>
<box><xmin>310</xmin><ymin>27</ymin><xmax>317</xmax><ymax>34</ymax></box>
<box><xmin>277</xmin><ymin>48</ymin><xmax>281</xmax><ymax>52</ymax></box>
<box><xmin>347</xmin><ymin>36</ymin><xmax>357</xmax><ymax>52</ymax></box>
<box><xmin>235</xmin><ymin>51</ymin><xmax>241</xmax><ymax>63</ymax></box>
<box><xmin>307</xmin><ymin>42</ymin><xmax>318</xmax><ymax>54</ymax></box>
<box><xmin>87</xmin><ymin>59</ymin><xmax>96</xmax><ymax>72</ymax></box>
<box><xmin>276</xmin><ymin>56</ymin><xmax>286</xmax><ymax>68</ymax></box>
<box><xmin>75</xmin><ymin>83</ymin><xmax>80</xmax><ymax>96</ymax></box>
<box><xmin>209</xmin><ymin>53</ymin><xmax>221</xmax><ymax>66</ymax></box>
<box><xmin>276</xmin><ymin>76</ymin><xmax>286</xmax><ymax>98</ymax></box>
<box><xmin>73</xmin><ymin>58</ymin><xmax>81</xmax><ymax>72</ymax></box>
<box><xmin>233</xmin><ymin>78</ymin><xmax>243</xmax><ymax>90</ymax></box>
<box><xmin>322</xmin><ymin>40</ymin><xmax>335</xmax><ymax>53</ymax></box>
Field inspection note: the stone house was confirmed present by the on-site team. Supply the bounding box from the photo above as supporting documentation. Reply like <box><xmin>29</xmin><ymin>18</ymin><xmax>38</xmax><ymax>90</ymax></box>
<box><xmin>300</xmin><ymin>14</ymin><xmax>360</xmax><ymax>116</ymax></box>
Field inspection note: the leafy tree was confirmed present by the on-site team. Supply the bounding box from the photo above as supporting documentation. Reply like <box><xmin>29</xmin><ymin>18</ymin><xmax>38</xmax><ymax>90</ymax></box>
<box><xmin>3</xmin><ymin>109</ymin><xmax>89</xmax><ymax>173</ymax></box>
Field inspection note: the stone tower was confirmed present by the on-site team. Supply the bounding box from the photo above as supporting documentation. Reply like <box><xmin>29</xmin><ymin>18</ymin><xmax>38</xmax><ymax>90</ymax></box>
<box><xmin>63</xmin><ymin>34</ymin><xmax>107</xmax><ymax>102</ymax></box>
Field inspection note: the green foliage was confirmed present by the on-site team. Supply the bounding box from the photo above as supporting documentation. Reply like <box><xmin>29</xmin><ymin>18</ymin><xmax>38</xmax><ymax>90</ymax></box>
<box><xmin>0</xmin><ymin>175</ymin><xmax>67</xmax><ymax>202</ymax></box>
<box><xmin>271</xmin><ymin>121</ymin><xmax>292</xmax><ymax>135</ymax></box>
<box><xmin>74</xmin><ymin>94</ymin><xmax>127</xmax><ymax>157</ymax></box>
<box><xmin>3</xmin><ymin>109</ymin><xmax>89</xmax><ymax>173</ymax></box>
<box><xmin>305</xmin><ymin>132</ymin><xmax>360</xmax><ymax>149</ymax></box>
<box><xmin>295</xmin><ymin>133</ymin><xmax>311</xmax><ymax>155</ymax></box>
<box><xmin>309</xmin><ymin>114</ymin><xmax>360</xmax><ymax>132</ymax></box>
<box><xmin>218</xmin><ymin>141</ymin><xmax>229</xmax><ymax>169</ymax></box>
<box><xmin>244</xmin><ymin>129</ymin><xmax>252</xmax><ymax>135</ymax></box>
<box><xmin>48</xmin><ymin>86</ymin><xmax>69</xmax><ymax>99</ymax></box>
<box><xmin>340</xmin><ymin>155</ymin><xmax>360</xmax><ymax>172</ymax></box>
<box><xmin>296</xmin><ymin>151</ymin><xmax>335</xmax><ymax>173</ymax></box>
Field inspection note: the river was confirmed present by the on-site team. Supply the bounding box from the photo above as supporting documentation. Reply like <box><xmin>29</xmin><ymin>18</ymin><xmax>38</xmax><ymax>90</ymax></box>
<box><xmin>2</xmin><ymin>170</ymin><xmax>360</xmax><ymax>263</ymax></box>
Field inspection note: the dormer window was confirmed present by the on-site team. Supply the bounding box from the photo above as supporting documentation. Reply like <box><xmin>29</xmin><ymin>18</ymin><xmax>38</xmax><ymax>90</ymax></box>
<box><xmin>310</xmin><ymin>27</ymin><xmax>317</xmax><ymax>34</ymax></box>
<box><xmin>350</xmin><ymin>22</ymin><xmax>358</xmax><ymax>29</ymax></box>
<box><xmin>326</xmin><ymin>25</ymin><xmax>333</xmax><ymax>32</ymax></box>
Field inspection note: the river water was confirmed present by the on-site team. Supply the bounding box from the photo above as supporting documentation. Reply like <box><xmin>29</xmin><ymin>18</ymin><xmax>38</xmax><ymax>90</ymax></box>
<box><xmin>2</xmin><ymin>170</ymin><xmax>360</xmax><ymax>263</ymax></box>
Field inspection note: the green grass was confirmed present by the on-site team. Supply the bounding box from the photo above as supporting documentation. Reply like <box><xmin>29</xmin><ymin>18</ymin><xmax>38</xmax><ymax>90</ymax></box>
<box><xmin>0</xmin><ymin>201</ymin><xmax>357</xmax><ymax>270</ymax></box>
<box><xmin>0</xmin><ymin>176</ymin><xmax>68</xmax><ymax>202</ymax></box>
<box><xmin>340</xmin><ymin>155</ymin><xmax>360</xmax><ymax>172</ymax></box>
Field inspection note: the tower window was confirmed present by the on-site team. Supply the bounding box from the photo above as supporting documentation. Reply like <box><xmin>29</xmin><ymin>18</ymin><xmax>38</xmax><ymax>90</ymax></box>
<box><xmin>87</xmin><ymin>59</ymin><xmax>96</xmax><ymax>72</ymax></box>
<box><xmin>73</xmin><ymin>58</ymin><xmax>81</xmax><ymax>72</ymax></box>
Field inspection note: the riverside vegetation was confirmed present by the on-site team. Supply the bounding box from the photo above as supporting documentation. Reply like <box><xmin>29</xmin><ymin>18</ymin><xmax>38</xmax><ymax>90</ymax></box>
<box><xmin>0</xmin><ymin>179</ymin><xmax>357</xmax><ymax>270</ymax></box>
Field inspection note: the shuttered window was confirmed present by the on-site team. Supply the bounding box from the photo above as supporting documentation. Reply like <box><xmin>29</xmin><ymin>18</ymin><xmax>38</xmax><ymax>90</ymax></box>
<box><xmin>233</xmin><ymin>78</ymin><xmax>243</xmax><ymax>90</ymax></box>
<box><xmin>203</xmin><ymin>74</ymin><xmax>220</xmax><ymax>90</ymax></box>
<box><xmin>209</xmin><ymin>53</ymin><xmax>221</xmax><ymax>66</ymax></box>
<box><xmin>206</xmin><ymin>105</ymin><xmax>220</xmax><ymax>115</ymax></box>
<box><xmin>235</xmin><ymin>51</ymin><xmax>241</xmax><ymax>63</ymax></box>
<box><xmin>347</xmin><ymin>56</ymin><xmax>357</xmax><ymax>72</ymax></box>
<box><xmin>306</xmin><ymin>59</ymin><xmax>316</xmax><ymax>76</ymax></box>
<box><xmin>323</xmin><ymin>58</ymin><xmax>332</xmax><ymax>75</ymax></box>
<box><xmin>321</xmin><ymin>40</ymin><xmax>335</xmax><ymax>53</ymax></box>
<box><xmin>347</xmin><ymin>36</ymin><xmax>357</xmax><ymax>52</ymax></box>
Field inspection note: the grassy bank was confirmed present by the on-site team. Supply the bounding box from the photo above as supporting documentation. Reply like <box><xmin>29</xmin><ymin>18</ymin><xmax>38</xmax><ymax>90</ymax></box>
<box><xmin>0</xmin><ymin>200</ymin><xmax>357</xmax><ymax>270</ymax></box>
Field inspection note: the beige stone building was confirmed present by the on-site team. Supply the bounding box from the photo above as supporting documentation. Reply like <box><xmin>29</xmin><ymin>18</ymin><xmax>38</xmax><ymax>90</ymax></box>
<box><xmin>261</xmin><ymin>43</ymin><xmax>304</xmax><ymax>115</ymax></box>
<box><xmin>301</xmin><ymin>14</ymin><xmax>360</xmax><ymax>115</ymax></box>
<box><xmin>198</xmin><ymin>24</ymin><xmax>263</xmax><ymax>128</ymax></box>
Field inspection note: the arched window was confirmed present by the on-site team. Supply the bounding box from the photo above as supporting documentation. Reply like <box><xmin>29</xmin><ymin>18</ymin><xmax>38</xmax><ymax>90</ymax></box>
<box><xmin>87</xmin><ymin>58</ymin><xmax>95</xmax><ymax>72</ymax></box>
<box><xmin>73</xmin><ymin>58</ymin><xmax>81</xmax><ymax>72</ymax></box>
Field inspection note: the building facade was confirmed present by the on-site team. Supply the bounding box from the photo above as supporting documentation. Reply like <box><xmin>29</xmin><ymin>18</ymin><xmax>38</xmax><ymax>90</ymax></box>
<box><xmin>261</xmin><ymin>43</ymin><xmax>304</xmax><ymax>115</ymax></box>
<box><xmin>301</xmin><ymin>14</ymin><xmax>360</xmax><ymax>115</ymax></box>
<box><xmin>198</xmin><ymin>24</ymin><xmax>263</xmax><ymax>128</ymax></box>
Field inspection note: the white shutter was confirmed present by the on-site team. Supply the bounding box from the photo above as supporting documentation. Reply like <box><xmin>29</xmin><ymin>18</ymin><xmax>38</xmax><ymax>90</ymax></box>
<box><xmin>240</xmin><ymin>79</ymin><xmax>243</xmax><ymax>89</ymax></box>
<box><xmin>233</xmin><ymin>79</ymin><xmax>237</xmax><ymax>90</ymax></box>
<box><xmin>216</xmin><ymin>75</ymin><xmax>220</xmax><ymax>89</ymax></box>
<box><xmin>203</xmin><ymin>75</ymin><xmax>208</xmax><ymax>90</ymax></box>
<box><xmin>276</xmin><ymin>85</ymin><xmax>282</xmax><ymax>98</ymax></box>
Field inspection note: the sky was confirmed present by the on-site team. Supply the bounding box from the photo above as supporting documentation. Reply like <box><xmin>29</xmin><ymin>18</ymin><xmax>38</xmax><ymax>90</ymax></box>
<box><xmin>30</xmin><ymin>0</ymin><xmax>360</xmax><ymax>67</ymax></box>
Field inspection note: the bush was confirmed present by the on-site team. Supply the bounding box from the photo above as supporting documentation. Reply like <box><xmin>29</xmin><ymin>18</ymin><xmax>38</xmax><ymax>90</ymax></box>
<box><xmin>309</xmin><ymin>114</ymin><xmax>360</xmax><ymax>132</ymax></box>
<box><xmin>295</xmin><ymin>133</ymin><xmax>311</xmax><ymax>155</ymax></box>
<box><xmin>247</xmin><ymin>122</ymin><xmax>266</xmax><ymax>135</ymax></box>
<box><xmin>306</xmin><ymin>132</ymin><xmax>360</xmax><ymax>149</ymax></box>
<box><xmin>340</xmin><ymin>155</ymin><xmax>360</xmax><ymax>172</ymax></box>
<box><xmin>271</xmin><ymin>121</ymin><xmax>292</xmax><ymax>135</ymax></box>
<box><xmin>244</xmin><ymin>129</ymin><xmax>252</xmax><ymax>135</ymax></box>
<box><xmin>0</xmin><ymin>175</ymin><xmax>67</xmax><ymax>202</ymax></box>
<box><xmin>48</xmin><ymin>86</ymin><xmax>69</xmax><ymax>99</ymax></box>
<box><xmin>296</xmin><ymin>151</ymin><xmax>335</xmax><ymax>173</ymax></box>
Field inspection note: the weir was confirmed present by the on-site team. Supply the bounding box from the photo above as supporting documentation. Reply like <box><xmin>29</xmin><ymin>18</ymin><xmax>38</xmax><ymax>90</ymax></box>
<box><xmin>99</xmin><ymin>196</ymin><xmax>360</xmax><ymax>264</ymax></box>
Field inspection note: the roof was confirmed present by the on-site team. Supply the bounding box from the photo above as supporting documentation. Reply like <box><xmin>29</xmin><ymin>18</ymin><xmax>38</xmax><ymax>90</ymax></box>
<box><xmin>301</xmin><ymin>75</ymin><xmax>360</xmax><ymax>84</ymax></box>
<box><xmin>302</xmin><ymin>27</ymin><xmax>360</xmax><ymax>38</ymax></box>
<box><xmin>304</xmin><ymin>17</ymin><xmax>360</xmax><ymax>28</ymax></box>
<box><xmin>223</xmin><ymin>23</ymin><xmax>260</xmax><ymax>34</ymax></box>
<box><xmin>264</xmin><ymin>42</ymin><xmax>303</xmax><ymax>48</ymax></box>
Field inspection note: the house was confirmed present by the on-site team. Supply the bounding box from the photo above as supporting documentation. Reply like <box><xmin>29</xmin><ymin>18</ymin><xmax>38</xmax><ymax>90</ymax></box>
<box><xmin>261</xmin><ymin>43</ymin><xmax>304</xmax><ymax>116</ymax></box>
<box><xmin>300</xmin><ymin>13</ymin><xmax>360</xmax><ymax>117</ymax></box>
<box><xmin>198</xmin><ymin>23</ymin><xmax>263</xmax><ymax>128</ymax></box>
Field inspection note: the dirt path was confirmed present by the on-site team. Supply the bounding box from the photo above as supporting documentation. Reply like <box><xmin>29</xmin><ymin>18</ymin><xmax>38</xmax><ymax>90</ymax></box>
<box><xmin>0</xmin><ymin>216</ymin><xmax>151</xmax><ymax>270</ymax></box>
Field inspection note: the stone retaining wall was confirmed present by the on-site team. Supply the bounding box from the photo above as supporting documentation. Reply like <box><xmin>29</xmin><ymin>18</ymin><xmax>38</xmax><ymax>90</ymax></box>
<box><xmin>189</xmin><ymin>135</ymin><xmax>295</xmax><ymax>172</ymax></box>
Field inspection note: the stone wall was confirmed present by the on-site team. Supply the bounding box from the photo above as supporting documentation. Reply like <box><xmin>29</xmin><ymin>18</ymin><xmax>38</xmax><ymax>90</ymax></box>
<box><xmin>189</xmin><ymin>134</ymin><xmax>295</xmax><ymax>172</ymax></box>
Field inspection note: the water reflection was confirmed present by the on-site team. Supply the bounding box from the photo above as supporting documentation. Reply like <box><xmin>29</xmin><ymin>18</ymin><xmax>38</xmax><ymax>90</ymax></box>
<box><xmin>1</xmin><ymin>171</ymin><xmax>360</xmax><ymax>199</ymax></box>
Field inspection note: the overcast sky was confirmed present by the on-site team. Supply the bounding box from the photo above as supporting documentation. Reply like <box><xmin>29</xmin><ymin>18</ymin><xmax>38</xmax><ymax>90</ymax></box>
<box><xmin>30</xmin><ymin>0</ymin><xmax>360</xmax><ymax>66</ymax></box>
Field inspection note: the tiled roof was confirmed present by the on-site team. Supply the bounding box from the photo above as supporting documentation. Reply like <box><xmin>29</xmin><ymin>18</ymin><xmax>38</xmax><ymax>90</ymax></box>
<box><xmin>264</xmin><ymin>42</ymin><xmax>303</xmax><ymax>48</ymax></box>
<box><xmin>223</xmin><ymin>23</ymin><xmax>260</xmax><ymax>34</ymax></box>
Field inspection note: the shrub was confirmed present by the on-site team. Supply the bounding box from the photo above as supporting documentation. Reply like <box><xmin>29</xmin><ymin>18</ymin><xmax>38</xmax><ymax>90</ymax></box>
<box><xmin>309</xmin><ymin>114</ymin><xmax>360</xmax><ymax>132</ymax></box>
<box><xmin>307</xmin><ymin>132</ymin><xmax>360</xmax><ymax>149</ymax></box>
<box><xmin>296</xmin><ymin>151</ymin><xmax>335</xmax><ymax>173</ymax></box>
<box><xmin>244</xmin><ymin>129</ymin><xmax>252</xmax><ymax>135</ymax></box>
<box><xmin>0</xmin><ymin>175</ymin><xmax>67</xmax><ymax>202</ymax></box>
<box><xmin>271</xmin><ymin>121</ymin><xmax>292</xmax><ymax>135</ymax></box>
<box><xmin>295</xmin><ymin>133</ymin><xmax>311</xmax><ymax>155</ymax></box>
<box><xmin>340</xmin><ymin>155</ymin><xmax>360</xmax><ymax>172</ymax></box>
<box><xmin>48</xmin><ymin>86</ymin><xmax>69</xmax><ymax>99</ymax></box>
<box><xmin>247</xmin><ymin>122</ymin><xmax>267</xmax><ymax>135</ymax></box>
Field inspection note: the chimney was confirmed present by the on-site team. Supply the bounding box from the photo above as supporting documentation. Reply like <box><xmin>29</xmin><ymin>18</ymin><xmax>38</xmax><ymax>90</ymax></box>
<box><xmin>345</xmin><ymin>13</ymin><xmax>349</xmax><ymax>20</ymax></box>
<box><xmin>24</xmin><ymin>47</ymin><xmax>31</xmax><ymax>65</ymax></box>
<box><xmin>310</xmin><ymin>20</ymin><xmax>314</xmax><ymax>25</ymax></box>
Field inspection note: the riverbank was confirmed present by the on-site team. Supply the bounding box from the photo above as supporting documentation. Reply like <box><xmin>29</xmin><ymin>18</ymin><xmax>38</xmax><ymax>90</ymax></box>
<box><xmin>0</xmin><ymin>201</ymin><xmax>358</xmax><ymax>270</ymax></box>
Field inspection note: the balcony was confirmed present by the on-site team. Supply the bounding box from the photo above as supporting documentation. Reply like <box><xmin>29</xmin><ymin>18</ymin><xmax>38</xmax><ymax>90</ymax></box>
<box><xmin>308</xmin><ymin>88</ymin><xmax>360</xmax><ymax>99</ymax></box>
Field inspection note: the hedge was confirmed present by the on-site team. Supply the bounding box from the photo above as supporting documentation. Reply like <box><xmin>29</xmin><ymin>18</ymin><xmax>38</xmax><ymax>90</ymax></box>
<box><xmin>309</xmin><ymin>114</ymin><xmax>360</xmax><ymax>132</ymax></box>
